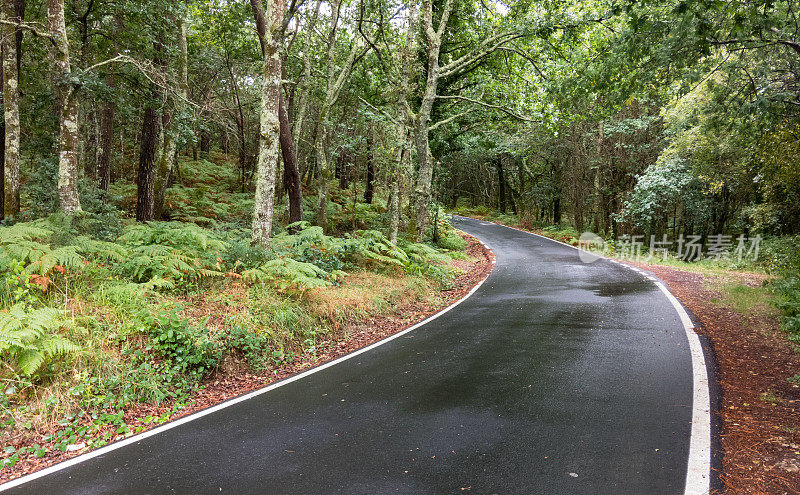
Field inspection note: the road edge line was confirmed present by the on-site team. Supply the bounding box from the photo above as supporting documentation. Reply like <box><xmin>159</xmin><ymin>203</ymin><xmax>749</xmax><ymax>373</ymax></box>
<box><xmin>453</xmin><ymin>215</ymin><xmax>712</xmax><ymax>495</ymax></box>
<box><xmin>0</xmin><ymin>244</ymin><xmax>496</xmax><ymax>492</ymax></box>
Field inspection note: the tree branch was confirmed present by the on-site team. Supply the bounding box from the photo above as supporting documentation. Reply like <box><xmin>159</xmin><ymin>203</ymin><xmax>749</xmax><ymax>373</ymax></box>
<box><xmin>439</xmin><ymin>31</ymin><xmax>524</xmax><ymax>79</ymax></box>
<box><xmin>0</xmin><ymin>19</ymin><xmax>53</xmax><ymax>41</ymax></box>
<box><xmin>357</xmin><ymin>96</ymin><xmax>398</xmax><ymax>124</ymax></box>
<box><xmin>428</xmin><ymin>110</ymin><xmax>470</xmax><ymax>131</ymax></box>
<box><xmin>436</xmin><ymin>94</ymin><xmax>536</xmax><ymax>122</ymax></box>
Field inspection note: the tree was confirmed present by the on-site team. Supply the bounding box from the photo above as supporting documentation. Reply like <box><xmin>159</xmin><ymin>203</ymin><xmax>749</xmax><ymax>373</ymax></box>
<box><xmin>410</xmin><ymin>0</ymin><xmax>524</xmax><ymax>239</ymax></box>
<box><xmin>313</xmin><ymin>0</ymin><xmax>364</xmax><ymax>229</ymax></box>
<box><xmin>250</xmin><ymin>0</ymin><xmax>287</xmax><ymax>246</ymax></box>
<box><xmin>1</xmin><ymin>0</ymin><xmax>22</xmax><ymax>219</ymax></box>
<box><xmin>48</xmin><ymin>0</ymin><xmax>81</xmax><ymax>214</ymax></box>
<box><xmin>154</xmin><ymin>6</ymin><xmax>190</xmax><ymax>219</ymax></box>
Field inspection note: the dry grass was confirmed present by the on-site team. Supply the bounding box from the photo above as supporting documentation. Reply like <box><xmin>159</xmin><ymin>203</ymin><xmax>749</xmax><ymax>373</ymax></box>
<box><xmin>307</xmin><ymin>271</ymin><xmax>435</xmax><ymax>327</ymax></box>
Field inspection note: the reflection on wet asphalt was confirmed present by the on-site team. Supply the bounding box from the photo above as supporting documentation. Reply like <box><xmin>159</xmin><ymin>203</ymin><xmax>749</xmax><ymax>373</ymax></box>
<box><xmin>5</xmin><ymin>216</ymin><xmax>693</xmax><ymax>495</ymax></box>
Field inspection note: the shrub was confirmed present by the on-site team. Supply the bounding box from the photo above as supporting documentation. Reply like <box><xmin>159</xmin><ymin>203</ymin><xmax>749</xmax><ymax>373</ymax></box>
<box><xmin>242</xmin><ymin>258</ymin><xmax>335</xmax><ymax>291</ymax></box>
<box><xmin>774</xmin><ymin>276</ymin><xmax>800</xmax><ymax>342</ymax></box>
<box><xmin>226</xmin><ymin>325</ymin><xmax>277</xmax><ymax>372</ymax></box>
<box><xmin>758</xmin><ymin>235</ymin><xmax>800</xmax><ymax>274</ymax></box>
<box><xmin>146</xmin><ymin>310</ymin><xmax>221</xmax><ymax>379</ymax></box>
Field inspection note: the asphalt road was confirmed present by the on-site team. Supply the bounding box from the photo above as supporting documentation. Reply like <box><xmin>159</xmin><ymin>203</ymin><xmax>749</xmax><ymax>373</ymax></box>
<box><xmin>4</xmin><ymin>216</ymin><xmax>704</xmax><ymax>494</ymax></box>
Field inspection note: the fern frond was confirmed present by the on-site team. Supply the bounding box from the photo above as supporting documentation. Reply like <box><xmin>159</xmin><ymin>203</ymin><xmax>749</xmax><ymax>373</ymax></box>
<box><xmin>0</xmin><ymin>304</ymin><xmax>77</xmax><ymax>376</ymax></box>
<box><xmin>17</xmin><ymin>349</ymin><xmax>46</xmax><ymax>376</ymax></box>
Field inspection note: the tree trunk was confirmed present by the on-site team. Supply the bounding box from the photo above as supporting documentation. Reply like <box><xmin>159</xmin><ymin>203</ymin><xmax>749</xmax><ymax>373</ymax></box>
<box><xmin>412</xmin><ymin>0</ymin><xmax>453</xmax><ymax>241</ymax></box>
<box><xmin>154</xmin><ymin>12</ymin><xmax>189</xmax><ymax>219</ymax></box>
<box><xmin>389</xmin><ymin>131</ymin><xmax>410</xmax><ymax>245</ymax></box>
<box><xmin>153</xmin><ymin>110</ymin><xmax>175</xmax><ymax>219</ymax></box>
<box><xmin>1</xmin><ymin>0</ymin><xmax>21</xmax><ymax>219</ymax></box>
<box><xmin>279</xmin><ymin>93</ymin><xmax>303</xmax><ymax>224</ymax></box>
<box><xmin>48</xmin><ymin>0</ymin><xmax>81</xmax><ymax>214</ymax></box>
<box><xmin>136</xmin><ymin>106</ymin><xmax>159</xmax><ymax>222</ymax></box>
<box><xmin>496</xmin><ymin>155</ymin><xmax>506</xmax><ymax>213</ymax></box>
<box><xmin>338</xmin><ymin>149</ymin><xmax>349</xmax><ymax>190</ymax></box>
<box><xmin>553</xmin><ymin>197</ymin><xmax>561</xmax><ymax>225</ymax></box>
<box><xmin>364</xmin><ymin>130</ymin><xmax>374</xmax><ymax>204</ymax></box>
<box><xmin>97</xmin><ymin>73</ymin><xmax>115</xmax><ymax>192</ymax></box>
<box><xmin>153</xmin><ymin>13</ymin><xmax>189</xmax><ymax>218</ymax></box>
<box><xmin>200</xmin><ymin>130</ymin><xmax>210</xmax><ymax>155</ymax></box>
<box><xmin>250</xmin><ymin>0</ymin><xmax>283</xmax><ymax>246</ymax></box>
<box><xmin>314</xmin><ymin>125</ymin><xmax>331</xmax><ymax>227</ymax></box>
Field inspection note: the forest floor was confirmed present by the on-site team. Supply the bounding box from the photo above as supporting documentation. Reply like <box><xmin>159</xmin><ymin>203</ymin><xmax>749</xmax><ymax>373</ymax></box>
<box><xmin>458</xmin><ymin>211</ymin><xmax>799</xmax><ymax>494</ymax></box>
<box><xmin>0</xmin><ymin>234</ymin><xmax>494</xmax><ymax>484</ymax></box>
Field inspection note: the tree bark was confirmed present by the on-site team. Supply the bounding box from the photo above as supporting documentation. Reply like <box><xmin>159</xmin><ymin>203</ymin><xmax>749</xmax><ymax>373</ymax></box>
<box><xmin>136</xmin><ymin>106</ymin><xmax>159</xmax><ymax>222</ymax></box>
<box><xmin>364</xmin><ymin>129</ymin><xmax>374</xmax><ymax>204</ymax></box>
<box><xmin>250</xmin><ymin>0</ymin><xmax>283</xmax><ymax>246</ymax></box>
<box><xmin>279</xmin><ymin>93</ymin><xmax>303</xmax><ymax>224</ymax></box>
<box><xmin>1</xmin><ymin>0</ymin><xmax>21</xmax><ymax>219</ymax></box>
<box><xmin>97</xmin><ymin>73</ymin><xmax>114</xmax><ymax>192</ymax></box>
<box><xmin>48</xmin><ymin>0</ymin><xmax>81</xmax><ymax>214</ymax></box>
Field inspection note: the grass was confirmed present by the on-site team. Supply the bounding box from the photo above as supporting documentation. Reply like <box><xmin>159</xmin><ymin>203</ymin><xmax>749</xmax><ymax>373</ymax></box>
<box><xmin>714</xmin><ymin>283</ymin><xmax>779</xmax><ymax>319</ymax></box>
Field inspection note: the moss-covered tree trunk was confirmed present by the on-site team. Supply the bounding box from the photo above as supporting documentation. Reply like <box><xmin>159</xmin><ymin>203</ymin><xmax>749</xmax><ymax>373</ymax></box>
<box><xmin>1</xmin><ymin>0</ymin><xmax>21</xmax><ymax>219</ymax></box>
<box><xmin>250</xmin><ymin>0</ymin><xmax>283</xmax><ymax>246</ymax></box>
<box><xmin>48</xmin><ymin>0</ymin><xmax>81</xmax><ymax>214</ymax></box>
<box><xmin>412</xmin><ymin>0</ymin><xmax>452</xmax><ymax>241</ymax></box>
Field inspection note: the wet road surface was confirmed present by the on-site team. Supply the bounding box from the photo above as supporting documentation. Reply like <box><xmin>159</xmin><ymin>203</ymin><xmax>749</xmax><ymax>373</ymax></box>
<box><xmin>4</xmin><ymin>216</ymin><xmax>699</xmax><ymax>494</ymax></box>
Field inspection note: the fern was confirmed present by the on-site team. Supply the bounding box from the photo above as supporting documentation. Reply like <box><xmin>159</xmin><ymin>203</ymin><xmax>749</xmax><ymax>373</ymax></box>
<box><xmin>96</xmin><ymin>277</ymin><xmax>175</xmax><ymax>307</ymax></box>
<box><xmin>0</xmin><ymin>222</ymin><xmax>86</xmax><ymax>277</ymax></box>
<box><xmin>242</xmin><ymin>258</ymin><xmax>332</xmax><ymax>291</ymax></box>
<box><xmin>72</xmin><ymin>236</ymin><xmax>129</xmax><ymax>262</ymax></box>
<box><xmin>0</xmin><ymin>304</ymin><xmax>80</xmax><ymax>376</ymax></box>
<box><xmin>119</xmin><ymin>222</ymin><xmax>226</xmax><ymax>253</ymax></box>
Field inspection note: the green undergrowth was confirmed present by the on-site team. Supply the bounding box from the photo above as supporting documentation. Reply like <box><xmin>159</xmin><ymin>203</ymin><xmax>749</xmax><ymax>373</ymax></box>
<box><xmin>0</xmin><ymin>157</ymin><xmax>471</xmax><ymax>469</ymax></box>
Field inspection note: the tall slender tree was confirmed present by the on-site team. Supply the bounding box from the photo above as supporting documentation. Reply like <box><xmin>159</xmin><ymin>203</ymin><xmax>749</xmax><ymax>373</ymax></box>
<box><xmin>48</xmin><ymin>0</ymin><xmax>81</xmax><ymax>214</ymax></box>
<box><xmin>136</xmin><ymin>40</ymin><xmax>166</xmax><ymax>223</ymax></box>
<box><xmin>154</xmin><ymin>7</ymin><xmax>189</xmax><ymax>219</ymax></box>
<box><xmin>314</xmin><ymin>0</ymin><xmax>363</xmax><ymax>228</ymax></box>
<box><xmin>1</xmin><ymin>0</ymin><xmax>21</xmax><ymax>219</ymax></box>
<box><xmin>250</xmin><ymin>0</ymin><xmax>285</xmax><ymax>246</ymax></box>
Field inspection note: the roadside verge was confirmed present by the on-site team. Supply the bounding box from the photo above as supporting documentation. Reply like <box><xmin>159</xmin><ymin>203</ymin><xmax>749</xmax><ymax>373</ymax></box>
<box><xmin>0</xmin><ymin>234</ymin><xmax>495</xmax><ymax>488</ymax></box>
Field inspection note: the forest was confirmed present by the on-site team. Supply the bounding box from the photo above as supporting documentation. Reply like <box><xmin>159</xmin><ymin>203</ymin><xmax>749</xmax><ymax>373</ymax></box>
<box><xmin>0</xmin><ymin>0</ymin><xmax>799</xmax><ymax>488</ymax></box>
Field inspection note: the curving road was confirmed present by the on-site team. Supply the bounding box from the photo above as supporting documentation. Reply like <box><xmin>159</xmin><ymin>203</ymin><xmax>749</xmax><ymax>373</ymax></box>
<box><xmin>2</xmin><ymin>216</ymin><xmax>712</xmax><ymax>494</ymax></box>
